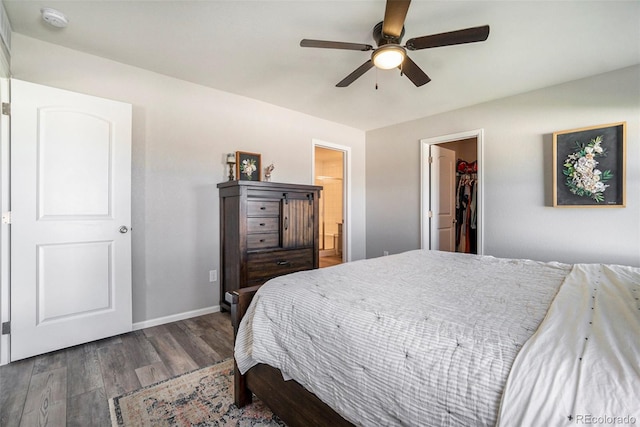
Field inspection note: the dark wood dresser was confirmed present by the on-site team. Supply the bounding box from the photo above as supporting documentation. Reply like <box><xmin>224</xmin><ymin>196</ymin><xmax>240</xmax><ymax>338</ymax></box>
<box><xmin>218</xmin><ymin>181</ymin><xmax>322</xmax><ymax>311</ymax></box>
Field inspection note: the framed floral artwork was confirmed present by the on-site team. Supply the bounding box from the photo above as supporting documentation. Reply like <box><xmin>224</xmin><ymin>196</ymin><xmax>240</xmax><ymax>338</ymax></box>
<box><xmin>552</xmin><ymin>122</ymin><xmax>626</xmax><ymax>207</ymax></box>
<box><xmin>235</xmin><ymin>151</ymin><xmax>261</xmax><ymax>181</ymax></box>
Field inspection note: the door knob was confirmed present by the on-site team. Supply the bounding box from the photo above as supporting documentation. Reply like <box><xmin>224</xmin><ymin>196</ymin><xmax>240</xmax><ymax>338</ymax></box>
<box><xmin>119</xmin><ymin>226</ymin><xmax>129</xmax><ymax>234</ymax></box>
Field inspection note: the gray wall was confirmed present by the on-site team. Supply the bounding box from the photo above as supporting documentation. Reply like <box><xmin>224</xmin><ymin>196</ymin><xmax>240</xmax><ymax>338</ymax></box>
<box><xmin>366</xmin><ymin>65</ymin><xmax>640</xmax><ymax>267</ymax></box>
<box><xmin>6</xmin><ymin>32</ymin><xmax>640</xmax><ymax>333</ymax></box>
<box><xmin>10</xmin><ymin>34</ymin><xmax>367</xmax><ymax>324</ymax></box>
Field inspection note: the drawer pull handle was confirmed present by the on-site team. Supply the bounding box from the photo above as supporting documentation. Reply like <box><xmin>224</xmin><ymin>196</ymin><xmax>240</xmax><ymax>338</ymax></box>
<box><xmin>276</xmin><ymin>261</ymin><xmax>290</xmax><ymax>266</ymax></box>
<box><xmin>260</xmin><ymin>223</ymin><xmax>266</xmax><ymax>226</ymax></box>
<box><xmin>260</xmin><ymin>206</ymin><xmax>266</xmax><ymax>210</ymax></box>
<box><xmin>259</xmin><ymin>239</ymin><xmax>265</xmax><ymax>243</ymax></box>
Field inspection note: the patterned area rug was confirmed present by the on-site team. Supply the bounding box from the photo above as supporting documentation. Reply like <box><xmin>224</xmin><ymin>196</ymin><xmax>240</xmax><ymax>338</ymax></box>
<box><xmin>109</xmin><ymin>358</ymin><xmax>285</xmax><ymax>426</ymax></box>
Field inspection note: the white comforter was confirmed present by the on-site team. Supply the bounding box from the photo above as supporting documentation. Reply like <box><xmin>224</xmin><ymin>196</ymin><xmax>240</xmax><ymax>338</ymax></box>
<box><xmin>235</xmin><ymin>250</ymin><xmax>571</xmax><ymax>426</ymax></box>
<box><xmin>497</xmin><ymin>263</ymin><xmax>640</xmax><ymax>426</ymax></box>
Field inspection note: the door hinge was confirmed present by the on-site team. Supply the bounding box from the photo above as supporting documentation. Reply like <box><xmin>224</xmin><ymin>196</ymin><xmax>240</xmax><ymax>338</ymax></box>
<box><xmin>428</xmin><ymin>210</ymin><xmax>433</xmax><ymax>218</ymax></box>
<box><xmin>428</xmin><ymin>156</ymin><xmax>433</xmax><ymax>164</ymax></box>
<box><xmin>1</xmin><ymin>321</ymin><xmax>9</xmax><ymax>335</ymax></box>
<box><xmin>1</xmin><ymin>102</ymin><xmax>9</xmax><ymax>116</ymax></box>
<box><xmin>1</xmin><ymin>211</ymin><xmax>10</xmax><ymax>224</ymax></box>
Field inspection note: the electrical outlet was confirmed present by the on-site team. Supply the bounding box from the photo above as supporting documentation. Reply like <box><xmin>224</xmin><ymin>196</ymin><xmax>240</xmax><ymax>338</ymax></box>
<box><xmin>209</xmin><ymin>270</ymin><xmax>217</xmax><ymax>282</ymax></box>
<box><xmin>383</xmin><ymin>251</ymin><xmax>389</xmax><ymax>256</ymax></box>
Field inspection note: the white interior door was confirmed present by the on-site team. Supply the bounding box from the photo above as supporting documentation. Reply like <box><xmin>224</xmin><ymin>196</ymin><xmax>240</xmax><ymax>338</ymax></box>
<box><xmin>430</xmin><ymin>145</ymin><xmax>456</xmax><ymax>251</ymax></box>
<box><xmin>10</xmin><ymin>79</ymin><xmax>132</xmax><ymax>361</ymax></box>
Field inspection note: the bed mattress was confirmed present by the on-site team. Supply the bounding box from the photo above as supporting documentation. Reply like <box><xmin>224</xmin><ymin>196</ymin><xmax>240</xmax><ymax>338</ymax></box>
<box><xmin>235</xmin><ymin>250</ymin><xmax>572</xmax><ymax>426</ymax></box>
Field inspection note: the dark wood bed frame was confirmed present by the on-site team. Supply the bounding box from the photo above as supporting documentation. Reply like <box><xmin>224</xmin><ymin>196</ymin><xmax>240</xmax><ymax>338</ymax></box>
<box><xmin>228</xmin><ymin>285</ymin><xmax>354</xmax><ymax>427</ymax></box>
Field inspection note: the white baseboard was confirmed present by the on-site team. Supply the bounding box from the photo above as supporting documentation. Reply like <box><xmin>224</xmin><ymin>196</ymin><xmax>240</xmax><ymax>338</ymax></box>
<box><xmin>132</xmin><ymin>305</ymin><xmax>221</xmax><ymax>331</ymax></box>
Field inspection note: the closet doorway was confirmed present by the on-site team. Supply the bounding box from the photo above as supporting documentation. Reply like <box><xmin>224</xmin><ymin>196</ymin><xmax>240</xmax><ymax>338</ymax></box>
<box><xmin>420</xmin><ymin>130</ymin><xmax>484</xmax><ymax>254</ymax></box>
<box><xmin>313</xmin><ymin>142</ymin><xmax>349</xmax><ymax>268</ymax></box>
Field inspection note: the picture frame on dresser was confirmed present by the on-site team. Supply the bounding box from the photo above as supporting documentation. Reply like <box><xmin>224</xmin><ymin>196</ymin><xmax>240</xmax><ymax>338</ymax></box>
<box><xmin>552</xmin><ymin>122</ymin><xmax>626</xmax><ymax>208</ymax></box>
<box><xmin>235</xmin><ymin>151</ymin><xmax>262</xmax><ymax>181</ymax></box>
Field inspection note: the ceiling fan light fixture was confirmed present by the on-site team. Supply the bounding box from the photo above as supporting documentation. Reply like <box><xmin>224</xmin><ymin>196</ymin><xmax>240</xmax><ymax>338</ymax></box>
<box><xmin>372</xmin><ymin>45</ymin><xmax>406</xmax><ymax>70</ymax></box>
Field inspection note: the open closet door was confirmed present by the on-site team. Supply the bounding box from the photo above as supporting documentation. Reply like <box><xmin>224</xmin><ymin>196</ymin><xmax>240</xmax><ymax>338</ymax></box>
<box><xmin>429</xmin><ymin>145</ymin><xmax>456</xmax><ymax>251</ymax></box>
<box><xmin>10</xmin><ymin>79</ymin><xmax>133</xmax><ymax>360</ymax></box>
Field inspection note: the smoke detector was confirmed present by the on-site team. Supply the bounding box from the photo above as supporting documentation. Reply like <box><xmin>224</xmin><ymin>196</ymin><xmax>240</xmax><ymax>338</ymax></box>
<box><xmin>41</xmin><ymin>8</ymin><xmax>68</xmax><ymax>28</ymax></box>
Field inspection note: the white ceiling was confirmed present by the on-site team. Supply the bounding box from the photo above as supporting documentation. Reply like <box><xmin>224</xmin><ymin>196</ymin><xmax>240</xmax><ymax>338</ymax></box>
<box><xmin>3</xmin><ymin>1</ymin><xmax>640</xmax><ymax>131</ymax></box>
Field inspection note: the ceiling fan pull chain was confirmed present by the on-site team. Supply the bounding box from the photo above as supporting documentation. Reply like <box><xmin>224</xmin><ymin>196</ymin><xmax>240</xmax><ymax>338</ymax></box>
<box><xmin>375</xmin><ymin>68</ymin><xmax>379</xmax><ymax>90</ymax></box>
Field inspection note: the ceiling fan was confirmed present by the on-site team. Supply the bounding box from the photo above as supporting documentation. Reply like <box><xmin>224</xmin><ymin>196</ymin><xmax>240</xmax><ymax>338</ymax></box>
<box><xmin>300</xmin><ymin>0</ymin><xmax>490</xmax><ymax>87</ymax></box>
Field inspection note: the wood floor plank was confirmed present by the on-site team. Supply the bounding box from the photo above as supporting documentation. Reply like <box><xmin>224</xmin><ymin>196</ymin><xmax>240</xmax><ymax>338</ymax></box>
<box><xmin>198</xmin><ymin>329</ymin><xmax>234</xmax><ymax>360</ymax></box>
<box><xmin>67</xmin><ymin>387</ymin><xmax>111</xmax><ymax>427</ymax></box>
<box><xmin>206</xmin><ymin>312</ymin><xmax>234</xmax><ymax>335</ymax></box>
<box><xmin>32</xmin><ymin>349</ymin><xmax>67</xmax><ymax>375</ymax></box>
<box><xmin>168</xmin><ymin>322</ymin><xmax>223</xmax><ymax>368</ymax></box>
<box><xmin>119</xmin><ymin>329</ymin><xmax>162</xmax><ymax>368</ymax></box>
<box><xmin>94</xmin><ymin>335</ymin><xmax>123</xmax><ymax>349</ymax></box>
<box><xmin>135</xmin><ymin>361</ymin><xmax>172</xmax><ymax>387</ymax></box>
<box><xmin>97</xmin><ymin>343</ymin><xmax>141</xmax><ymax>399</ymax></box>
<box><xmin>19</xmin><ymin>401</ymin><xmax>66</xmax><ymax>427</ymax></box>
<box><xmin>201</xmin><ymin>313</ymin><xmax>235</xmax><ymax>343</ymax></box>
<box><xmin>141</xmin><ymin>323</ymin><xmax>172</xmax><ymax>338</ymax></box>
<box><xmin>66</xmin><ymin>342</ymin><xmax>104</xmax><ymax>398</ymax></box>
<box><xmin>147</xmin><ymin>332</ymin><xmax>199</xmax><ymax>376</ymax></box>
<box><xmin>184</xmin><ymin>312</ymin><xmax>233</xmax><ymax>339</ymax></box>
<box><xmin>181</xmin><ymin>316</ymin><xmax>211</xmax><ymax>335</ymax></box>
<box><xmin>0</xmin><ymin>358</ymin><xmax>35</xmax><ymax>427</ymax></box>
<box><xmin>21</xmin><ymin>367</ymin><xmax>67</xmax><ymax>427</ymax></box>
<box><xmin>183</xmin><ymin>313</ymin><xmax>234</xmax><ymax>359</ymax></box>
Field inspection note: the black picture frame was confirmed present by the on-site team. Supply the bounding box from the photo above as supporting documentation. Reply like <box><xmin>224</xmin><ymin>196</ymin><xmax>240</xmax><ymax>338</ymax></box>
<box><xmin>552</xmin><ymin>122</ymin><xmax>626</xmax><ymax>207</ymax></box>
<box><xmin>235</xmin><ymin>151</ymin><xmax>261</xmax><ymax>181</ymax></box>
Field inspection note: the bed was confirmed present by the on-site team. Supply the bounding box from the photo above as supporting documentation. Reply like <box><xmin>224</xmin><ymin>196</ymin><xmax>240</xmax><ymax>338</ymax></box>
<box><xmin>229</xmin><ymin>249</ymin><xmax>640</xmax><ymax>427</ymax></box>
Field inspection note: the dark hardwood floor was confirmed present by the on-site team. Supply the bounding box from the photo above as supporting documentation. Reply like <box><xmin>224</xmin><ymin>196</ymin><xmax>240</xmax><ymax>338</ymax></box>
<box><xmin>0</xmin><ymin>312</ymin><xmax>233</xmax><ymax>427</ymax></box>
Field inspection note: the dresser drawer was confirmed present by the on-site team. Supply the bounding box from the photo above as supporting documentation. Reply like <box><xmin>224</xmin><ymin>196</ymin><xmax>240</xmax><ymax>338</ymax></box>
<box><xmin>247</xmin><ymin>200</ymin><xmax>280</xmax><ymax>216</ymax></box>
<box><xmin>247</xmin><ymin>217</ymin><xmax>279</xmax><ymax>233</ymax></box>
<box><xmin>247</xmin><ymin>233</ymin><xmax>279</xmax><ymax>250</ymax></box>
<box><xmin>246</xmin><ymin>249</ymin><xmax>314</xmax><ymax>281</ymax></box>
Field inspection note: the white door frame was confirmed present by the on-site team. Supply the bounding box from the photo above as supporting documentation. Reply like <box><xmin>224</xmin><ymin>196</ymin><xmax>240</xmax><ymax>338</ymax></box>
<box><xmin>0</xmin><ymin>77</ymin><xmax>9</xmax><ymax>366</ymax></box>
<box><xmin>312</xmin><ymin>139</ymin><xmax>352</xmax><ymax>262</ymax></box>
<box><xmin>0</xmin><ymin>4</ymin><xmax>12</xmax><ymax>365</ymax></box>
<box><xmin>420</xmin><ymin>129</ymin><xmax>484</xmax><ymax>254</ymax></box>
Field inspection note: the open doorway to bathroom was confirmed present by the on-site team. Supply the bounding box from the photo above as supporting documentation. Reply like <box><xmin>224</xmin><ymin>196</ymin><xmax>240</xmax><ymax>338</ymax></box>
<box><xmin>314</xmin><ymin>146</ymin><xmax>345</xmax><ymax>268</ymax></box>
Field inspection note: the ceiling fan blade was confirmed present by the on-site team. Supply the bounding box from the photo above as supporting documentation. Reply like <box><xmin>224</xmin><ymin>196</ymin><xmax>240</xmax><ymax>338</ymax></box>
<box><xmin>401</xmin><ymin>56</ymin><xmax>431</xmax><ymax>87</ymax></box>
<box><xmin>336</xmin><ymin>60</ymin><xmax>374</xmax><ymax>87</ymax></box>
<box><xmin>301</xmin><ymin>39</ymin><xmax>373</xmax><ymax>51</ymax></box>
<box><xmin>382</xmin><ymin>0</ymin><xmax>411</xmax><ymax>39</ymax></box>
<box><xmin>405</xmin><ymin>25</ymin><xmax>490</xmax><ymax>50</ymax></box>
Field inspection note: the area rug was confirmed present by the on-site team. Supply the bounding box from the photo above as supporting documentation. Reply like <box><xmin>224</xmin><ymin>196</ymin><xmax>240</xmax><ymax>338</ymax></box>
<box><xmin>109</xmin><ymin>358</ymin><xmax>285</xmax><ymax>426</ymax></box>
